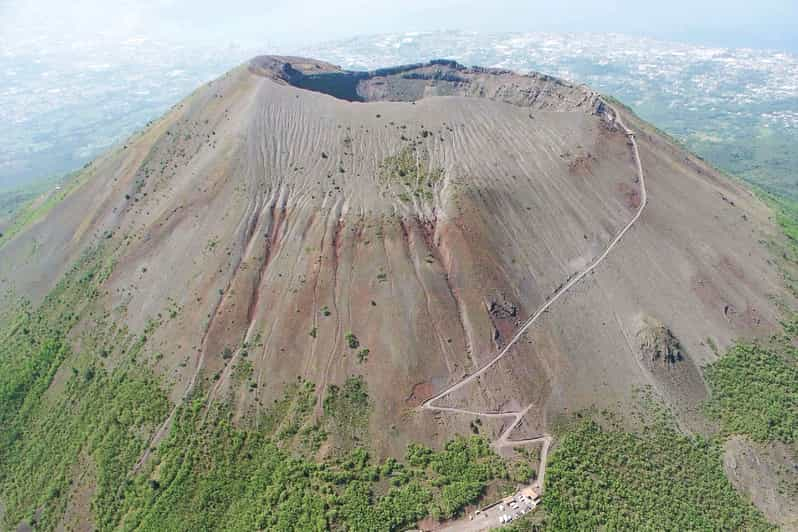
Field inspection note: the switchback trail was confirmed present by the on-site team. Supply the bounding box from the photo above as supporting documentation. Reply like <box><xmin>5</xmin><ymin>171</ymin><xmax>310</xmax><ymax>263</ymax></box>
<box><xmin>421</xmin><ymin>100</ymin><xmax>647</xmax><ymax>498</ymax></box>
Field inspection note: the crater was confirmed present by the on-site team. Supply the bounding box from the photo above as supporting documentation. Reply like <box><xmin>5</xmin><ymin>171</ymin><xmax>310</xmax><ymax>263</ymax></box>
<box><xmin>248</xmin><ymin>55</ymin><xmax>598</xmax><ymax>110</ymax></box>
<box><xmin>249</xmin><ymin>55</ymin><xmax>478</xmax><ymax>102</ymax></box>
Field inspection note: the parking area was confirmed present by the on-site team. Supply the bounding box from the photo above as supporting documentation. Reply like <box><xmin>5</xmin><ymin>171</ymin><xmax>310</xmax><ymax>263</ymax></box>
<box><xmin>435</xmin><ymin>487</ymin><xmax>540</xmax><ymax>531</ymax></box>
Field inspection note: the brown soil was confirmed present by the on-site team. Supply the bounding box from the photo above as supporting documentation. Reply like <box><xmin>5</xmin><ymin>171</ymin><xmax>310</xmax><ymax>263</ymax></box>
<box><xmin>724</xmin><ymin>436</ymin><xmax>798</xmax><ymax>529</ymax></box>
<box><xmin>618</xmin><ymin>181</ymin><xmax>642</xmax><ymax>209</ymax></box>
<box><xmin>406</xmin><ymin>381</ymin><xmax>435</xmax><ymax>407</ymax></box>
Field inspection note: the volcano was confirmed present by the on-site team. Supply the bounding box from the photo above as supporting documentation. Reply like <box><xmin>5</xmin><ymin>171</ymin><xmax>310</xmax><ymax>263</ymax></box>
<box><xmin>0</xmin><ymin>56</ymin><xmax>792</xmax><ymax>530</ymax></box>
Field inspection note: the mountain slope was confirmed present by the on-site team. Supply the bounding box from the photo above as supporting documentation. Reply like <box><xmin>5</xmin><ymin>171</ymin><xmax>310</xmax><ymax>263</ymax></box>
<box><xmin>0</xmin><ymin>57</ymin><xmax>793</xmax><ymax>529</ymax></box>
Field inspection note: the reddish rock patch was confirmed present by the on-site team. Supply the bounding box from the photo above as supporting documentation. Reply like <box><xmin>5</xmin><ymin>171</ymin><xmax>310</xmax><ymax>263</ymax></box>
<box><xmin>719</xmin><ymin>255</ymin><xmax>746</xmax><ymax>281</ymax></box>
<box><xmin>406</xmin><ymin>381</ymin><xmax>434</xmax><ymax>407</ymax></box>
<box><xmin>618</xmin><ymin>182</ymin><xmax>641</xmax><ymax>209</ymax></box>
<box><xmin>568</xmin><ymin>153</ymin><xmax>595</xmax><ymax>177</ymax></box>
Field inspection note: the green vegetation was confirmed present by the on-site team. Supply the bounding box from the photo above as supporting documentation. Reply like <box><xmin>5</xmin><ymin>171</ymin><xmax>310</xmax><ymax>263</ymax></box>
<box><xmin>701</xmin><ymin>191</ymin><xmax>798</xmax><ymax>444</ymax></box>
<box><xmin>380</xmin><ymin>146</ymin><xmax>443</xmax><ymax>187</ymax></box>
<box><xmin>0</xmin><ymin>178</ymin><xmax>58</xmax><ymax>230</ymax></box>
<box><xmin>261</xmin><ymin>377</ymin><xmax>319</xmax><ymax>442</ymax></box>
<box><xmin>232</xmin><ymin>359</ymin><xmax>254</xmax><ymax>383</ymax></box>
<box><xmin>118</xmin><ymin>396</ymin><xmax>511</xmax><ymax>531</ymax></box>
<box><xmin>3</xmin><ymin>364</ymin><xmax>168</xmax><ymax>531</ymax></box>
<box><xmin>345</xmin><ymin>331</ymin><xmax>360</xmax><ymax>349</ymax></box>
<box><xmin>357</xmin><ymin>348</ymin><xmax>370</xmax><ymax>363</ymax></box>
<box><xmin>603</xmin><ymin>93</ymin><xmax>798</xmax><ymax>201</ymax></box>
<box><xmin>0</xmin><ymin>247</ymin><xmax>111</xmax><ymax>443</ymax></box>
<box><xmin>406</xmin><ymin>437</ymin><xmax>508</xmax><ymax>520</ymax></box>
<box><xmin>379</xmin><ymin>146</ymin><xmax>443</xmax><ymax>204</ymax></box>
<box><xmin>688</xmin><ymin>124</ymin><xmax>798</xmax><ymax>200</ymax></box>
<box><xmin>543</xmin><ymin>417</ymin><xmax>772</xmax><ymax>531</ymax></box>
<box><xmin>0</xmin><ymin>246</ymin><xmax>170</xmax><ymax>530</ymax></box>
<box><xmin>759</xmin><ymin>190</ymin><xmax>798</xmax><ymax>298</ymax></box>
<box><xmin>0</xmin><ymin>170</ymin><xmax>90</xmax><ymax>248</ymax></box>
<box><xmin>323</xmin><ymin>375</ymin><xmax>371</xmax><ymax>450</ymax></box>
<box><xmin>773</xmin><ymin>194</ymin><xmax>798</xmax><ymax>245</ymax></box>
<box><xmin>704</xmin><ymin>325</ymin><xmax>798</xmax><ymax>443</ymax></box>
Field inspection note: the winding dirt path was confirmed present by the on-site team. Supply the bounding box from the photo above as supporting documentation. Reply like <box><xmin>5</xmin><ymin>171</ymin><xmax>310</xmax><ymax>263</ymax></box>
<box><xmin>421</xmin><ymin>100</ymin><xmax>647</xmax><ymax>498</ymax></box>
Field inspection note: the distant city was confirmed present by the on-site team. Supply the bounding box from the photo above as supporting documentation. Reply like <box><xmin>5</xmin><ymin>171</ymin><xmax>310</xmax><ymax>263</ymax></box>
<box><xmin>2</xmin><ymin>30</ymin><xmax>797</xmax><ymax>196</ymax></box>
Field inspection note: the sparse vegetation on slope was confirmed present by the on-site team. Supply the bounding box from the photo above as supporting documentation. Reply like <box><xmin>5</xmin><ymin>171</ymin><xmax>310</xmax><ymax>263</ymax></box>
<box><xmin>379</xmin><ymin>146</ymin><xmax>443</xmax><ymax>203</ymax></box>
<box><xmin>761</xmin><ymin>191</ymin><xmax>798</xmax><ymax>298</ymax></box>
<box><xmin>323</xmin><ymin>375</ymin><xmax>371</xmax><ymax>450</ymax></box>
<box><xmin>0</xmin><ymin>170</ymin><xmax>89</xmax><ymax>248</ymax></box>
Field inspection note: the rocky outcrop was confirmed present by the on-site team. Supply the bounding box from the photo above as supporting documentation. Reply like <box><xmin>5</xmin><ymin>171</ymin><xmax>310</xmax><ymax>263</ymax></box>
<box><xmin>637</xmin><ymin>317</ymin><xmax>683</xmax><ymax>366</ymax></box>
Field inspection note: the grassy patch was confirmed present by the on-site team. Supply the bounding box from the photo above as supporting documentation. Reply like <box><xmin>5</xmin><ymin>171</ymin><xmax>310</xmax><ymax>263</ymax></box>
<box><xmin>232</xmin><ymin>359</ymin><xmax>254</xmax><ymax>383</ymax></box>
<box><xmin>261</xmin><ymin>377</ymin><xmax>318</xmax><ymax>442</ymax></box>
<box><xmin>323</xmin><ymin>375</ymin><xmax>371</xmax><ymax>450</ymax></box>
<box><xmin>380</xmin><ymin>146</ymin><xmax>443</xmax><ymax>204</ymax></box>
<box><xmin>0</xmin><ymin>169</ymin><xmax>90</xmax><ymax>248</ymax></box>
<box><xmin>0</xmin><ymin>179</ymin><xmax>57</xmax><ymax>227</ymax></box>
<box><xmin>756</xmin><ymin>191</ymin><xmax>798</xmax><ymax>299</ymax></box>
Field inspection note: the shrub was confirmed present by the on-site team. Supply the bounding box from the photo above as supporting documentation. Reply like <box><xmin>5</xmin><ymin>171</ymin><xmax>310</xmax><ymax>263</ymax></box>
<box><xmin>345</xmin><ymin>332</ymin><xmax>360</xmax><ymax>349</ymax></box>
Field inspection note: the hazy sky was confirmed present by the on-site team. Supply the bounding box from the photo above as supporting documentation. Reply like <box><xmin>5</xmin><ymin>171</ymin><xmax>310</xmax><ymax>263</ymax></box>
<box><xmin>1</xmin><ymin>0</ymin><xmax>797</xmax><ymax>52</ymax></box>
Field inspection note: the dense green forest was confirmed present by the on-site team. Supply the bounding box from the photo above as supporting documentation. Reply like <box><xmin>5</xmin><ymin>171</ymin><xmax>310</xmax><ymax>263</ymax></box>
<box><xmin>541</xmin><ymin>416</ymin><xmax>772</xmax><ymax>531</ymax></box>
<box><xmin>704</xmin><ymin>330</ymin><xmax>798</xmax><ymax>444</ymax></box>
<box><xmin>115</xmin><ymin>402</ymin><xmax>512</xmax><ymax>531</ymax></box>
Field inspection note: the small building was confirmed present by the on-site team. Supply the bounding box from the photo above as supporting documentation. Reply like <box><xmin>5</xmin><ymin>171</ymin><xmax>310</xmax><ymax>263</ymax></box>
<box><xmin>520</xmin><ymin>486</ymin><xmax>541</xmax><ymax>503</ymax></box>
